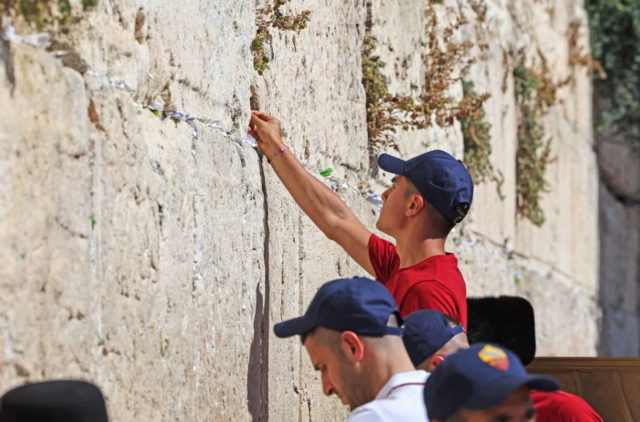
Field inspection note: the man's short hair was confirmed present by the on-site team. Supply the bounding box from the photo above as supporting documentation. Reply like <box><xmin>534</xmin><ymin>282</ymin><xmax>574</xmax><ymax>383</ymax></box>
<box><xmin>404</xmin><ymin>179</ymin><xmax>455</xmax><ymax>234</ymax></box>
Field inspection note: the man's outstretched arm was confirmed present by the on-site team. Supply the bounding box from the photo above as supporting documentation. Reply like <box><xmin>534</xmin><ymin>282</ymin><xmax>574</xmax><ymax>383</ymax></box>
<box><xmin>249</xmin><ymin>111</ymin><xmax>375</xmax><ymax>276</ymax></box>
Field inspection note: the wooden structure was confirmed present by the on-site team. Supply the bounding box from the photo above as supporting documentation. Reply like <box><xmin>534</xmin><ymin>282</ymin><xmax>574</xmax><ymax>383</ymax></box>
<box><xmin>528</xmin><ymin>357</ymin><xmax>640</xmax><ymax>421</ymax></box>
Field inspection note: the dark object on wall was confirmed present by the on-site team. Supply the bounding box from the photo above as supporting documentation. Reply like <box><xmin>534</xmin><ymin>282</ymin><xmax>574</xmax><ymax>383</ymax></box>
<box><xmin>0</xmin><ymin>380</ymin><xmax>108</xmax><ymax>422</ymax></box>
<box><xmin>467</xmin><ymin>296</ymin><xmax>536</xmax><ymax>365</ymax></box>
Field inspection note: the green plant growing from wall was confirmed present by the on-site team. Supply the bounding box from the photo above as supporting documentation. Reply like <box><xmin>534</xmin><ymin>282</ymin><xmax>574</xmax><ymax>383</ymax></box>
<box><xmin>513</xmin><ymin>64</ymin><xmax>554</xmax><ymax>226</ymax></box>
<box><xmin>586</xmin><ymin>0</ymin><xmax>640</xmax><ymax>152</ymax></box>
<box><xmin>362</xmin><ymin>5</ymin><xmax>490</xmax><ymax>157</ymax></box>
<box><xmin>461</xmin><ymin>80</ymin><xmax>504</xmax><ymax>198</ymax></box>
<box><xmin>0</xmin><ymin>0</ymin><xmax>97</xmax><ymax>29</ymax></box>
<box><xmin>362</xmin><ymin>34</ymin><xmax>405</xmax><ymax>153</ymax></box>
<box><xmin>252</xmin><ymin>0</ymin><xmax>311</xmax><ymax>75</ymax></box>
<box><xmin>80</xmin><ymin>0</ymin><xmax>97</xmax><ymax>11</ymax></box>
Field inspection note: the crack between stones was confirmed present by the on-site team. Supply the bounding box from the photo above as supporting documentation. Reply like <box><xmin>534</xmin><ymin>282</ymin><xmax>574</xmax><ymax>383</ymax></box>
<box><xmin>1</xmin><ymin>36</ymin><xmax>15</xmax><ymax>93</ymax></box>
<box><xmin>257</xmin><ymin>154</ymin><xmax>270</xmax><ymax>421</ymax></box>
<box><xmin>191</xmin><ymin>133</ymin><xmax>204</xmax><ymax>297</ymax></box>
<box><xmin>53</xmin><ymin>216</ymin><xmax>88</xmax><ymax>239</ymax></box>
<box><xmin>191</xmin><ymin>194</ymin><xmax>203</xmax><ymax>295</ymax></box>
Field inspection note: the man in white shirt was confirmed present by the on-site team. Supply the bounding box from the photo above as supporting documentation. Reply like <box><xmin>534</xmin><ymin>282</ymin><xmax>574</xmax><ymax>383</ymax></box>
<box><xmin>273</xmin><ymin>276</ymin><xmax>429</xmax><ymax>421</ymax></box>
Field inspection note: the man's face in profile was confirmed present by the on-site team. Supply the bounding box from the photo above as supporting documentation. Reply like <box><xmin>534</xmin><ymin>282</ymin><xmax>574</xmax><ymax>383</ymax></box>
<box><xmin>303</xmin><ymin>329</ymin><xmax>368</xmax><ymax>411</ymax></box>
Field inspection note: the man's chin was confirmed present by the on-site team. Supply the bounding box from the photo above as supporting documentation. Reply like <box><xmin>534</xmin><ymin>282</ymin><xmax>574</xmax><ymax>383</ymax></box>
<box><xmin>335</xmin><ymin>393</ymin><xmax>348</xmax><ymax>407</ymax></box>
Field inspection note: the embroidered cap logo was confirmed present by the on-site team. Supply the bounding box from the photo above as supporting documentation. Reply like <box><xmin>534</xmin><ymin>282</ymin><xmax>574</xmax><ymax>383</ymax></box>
<box><xmin>477</xmin><ymin>344</ymin><xmax>510</xmax><ymax>371</ymax></box>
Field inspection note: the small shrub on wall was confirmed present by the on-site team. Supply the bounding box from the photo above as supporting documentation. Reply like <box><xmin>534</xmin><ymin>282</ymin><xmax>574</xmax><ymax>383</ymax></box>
<box><xmin>587</xmin><ymin>0</ymin><xmax>640</xmax><ymax>151</ymax></box>
<box><xmin>513</xmin><ymin>65</ymin><xmax>554</xmax><ymax>227</ymax></box>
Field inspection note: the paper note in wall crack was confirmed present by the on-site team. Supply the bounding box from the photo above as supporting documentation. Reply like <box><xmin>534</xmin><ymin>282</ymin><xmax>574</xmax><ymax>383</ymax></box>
<box><xmin>246</xmin><ymin>134</ymin><xmax>257</xmax><ymax>147</ymax></box>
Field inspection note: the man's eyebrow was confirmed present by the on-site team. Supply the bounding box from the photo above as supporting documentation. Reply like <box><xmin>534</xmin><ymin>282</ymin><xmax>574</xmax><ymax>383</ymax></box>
<box><xmin>391</xmin><ymin>176</ymin><xmax>398</xmax><ymax>183</ymax></box>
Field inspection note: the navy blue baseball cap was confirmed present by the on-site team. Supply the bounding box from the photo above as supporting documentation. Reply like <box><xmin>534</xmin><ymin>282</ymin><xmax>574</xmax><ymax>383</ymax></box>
<box><xmin>273</xmin><ymin>277</ymin><xmax>403</xmax><ymax>338</ymax></box>
<box><xmin>403</xmin><ymin>310</ymin><xmax>465</xmax><ymax>367</ymax></box>
<box><xmin>378</xmin><ymin>150</ymin><xmax>473</xmax><ymax>223</ymax></box>
<box><xmin>424</xmin><ymin>343</ymin><xmax>559</xmax><ymax>420</ymax></box>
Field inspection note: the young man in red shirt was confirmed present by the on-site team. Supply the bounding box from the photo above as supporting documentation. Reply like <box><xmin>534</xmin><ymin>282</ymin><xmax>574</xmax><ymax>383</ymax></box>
<box><xmin>249</xmin><ymin>111</ymin><xmax>473</xmax><ymax>327</ymax></box>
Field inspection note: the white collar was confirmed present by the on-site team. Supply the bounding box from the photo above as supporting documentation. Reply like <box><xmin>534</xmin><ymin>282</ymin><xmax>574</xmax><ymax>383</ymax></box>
<box><xmin>375</xmin><ymin>370</ymin><xmax>429</xmax><ymax>400</ymax></box>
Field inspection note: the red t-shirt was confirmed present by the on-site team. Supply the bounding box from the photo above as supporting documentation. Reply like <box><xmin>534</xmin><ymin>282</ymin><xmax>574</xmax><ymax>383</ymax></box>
<box><xmin>368</xmin><ymin>234</ymin><xmax>467</xmax><ymax>328</ymax></box>
<box><xmin>532</xmin><ymin>390</ymin><xmax>603</xmax><ymax>422</ymax></box>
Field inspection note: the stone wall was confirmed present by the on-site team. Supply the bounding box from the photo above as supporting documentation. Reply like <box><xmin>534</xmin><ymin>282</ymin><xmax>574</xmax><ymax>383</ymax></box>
<box><xmin>597</xmin><ymin>130</ymin><xmax>640</xmax><ymax>356</ymax></box>
<box><xmin>0</xmin><ymin>0</ymin><xmax>610</xmax><ymax>420</ymax></box>
<box><xmin>367</xmin><ymin>0</ymin><xmax>598</xmax><ymax>356</ymax></box>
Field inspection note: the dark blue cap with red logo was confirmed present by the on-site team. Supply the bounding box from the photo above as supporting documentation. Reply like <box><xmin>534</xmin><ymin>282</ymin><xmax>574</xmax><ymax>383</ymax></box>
<box><xmin>378</xmin><ymin>150</ymin><xmax>474</xmax><ymax>223</ymax></box>
<box><xmin>273</xmin><ymin>277</ymin><xmax>403</xmax><ymax>338</ymax></box>
<box><xmin>424</xmin><ymin>343</ymin><xmax>559</xmax><ymax>419</ymax></box>
<box><xmin>403</xmin><ymin>310</ymin><xmax>465</xmax><ymax>367</ymax></box>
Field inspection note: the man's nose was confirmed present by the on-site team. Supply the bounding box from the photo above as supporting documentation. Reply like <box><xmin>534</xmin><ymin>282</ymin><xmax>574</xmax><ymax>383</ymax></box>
<box><xmin>381</xmin><ymin>188</ymin><xmax>390</xmax><ymax>201</ymax></box>
<box><xmin>321</xmin><ymin>372</ymin><xmax>335</xmax><ymax>396</ymax></box>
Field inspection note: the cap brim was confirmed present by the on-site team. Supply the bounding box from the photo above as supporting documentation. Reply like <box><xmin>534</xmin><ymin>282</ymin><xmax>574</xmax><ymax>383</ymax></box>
<box><xmin>273</xmin><ymin>316</ymin><xmax>316</xmax><ymax>338</ymax></box>
<box><xmin>378</xmin><ymin>154</ymin><xmax>406</xmax><ymax>175</ymax></box>
<box><xmin>464</xmin><ymin>374</ymin><xmax>559</xmax><ymax>410</ymax></box>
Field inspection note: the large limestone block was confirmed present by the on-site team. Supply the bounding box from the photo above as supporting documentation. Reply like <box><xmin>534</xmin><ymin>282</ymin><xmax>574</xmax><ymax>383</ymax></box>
<box><xmin>1</xmin><ymin>0</ymin><xmax>269</xmax><ymax>419</ymax></box>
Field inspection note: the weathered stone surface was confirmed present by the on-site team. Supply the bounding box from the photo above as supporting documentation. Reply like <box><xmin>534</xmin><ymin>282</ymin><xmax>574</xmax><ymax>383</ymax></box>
<box><xmin>0</xmin><ymin>0</ymin><xmax>629</xmax><ymax>420</ymax></box>
<box><xmin>598</xmin><ymin>181</ymin><xmax>640</xmax><ymax>356</ymax></box>
<box><xmin>368</xmin><ymin>0</ymin><xmax>600</xmax><ymax>357</ymax></box>
<box><xmin>598</xmin><ymin>139</ymin><xmax>640</xmax><ymax>201</ymax></box>
<box><xmin>1</xmin><ymin>1</ymin><xmax>265</xmax><ymax>419</ymax></box>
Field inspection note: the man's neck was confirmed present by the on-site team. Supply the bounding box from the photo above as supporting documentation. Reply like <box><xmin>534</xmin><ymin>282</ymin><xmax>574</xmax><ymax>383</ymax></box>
<box><xmin>395</xmin><ymin>234</ymin><xmax>446</xmax><ymax>269</ymax></box>
<box><xmin>367</xmin><ymin>354</ymin><xmax>417</xmax><ymax>401</ymax></box>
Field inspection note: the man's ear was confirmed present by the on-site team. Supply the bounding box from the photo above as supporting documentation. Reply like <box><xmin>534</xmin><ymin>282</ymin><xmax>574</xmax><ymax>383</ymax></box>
<box><xmin>430</xmin><ymin>354</ymin><xmax>445</xmax><ymax>368</ymax></box>
<box><xmin>406</xmin><ymin>194</ymin><xmax>425</xmax><ymax>217</ymax></box>
<box><xmin>340</xmin><ymin>331</ymin><xmax>365</xmax><ymax>363</ymax></box>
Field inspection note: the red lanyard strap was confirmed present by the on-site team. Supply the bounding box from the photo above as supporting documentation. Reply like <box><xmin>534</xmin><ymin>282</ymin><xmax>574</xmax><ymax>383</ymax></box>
<box><xmin>387</xmin><ymin>382</ymin><xmax>425</xmax><ymax>396</ymax></box>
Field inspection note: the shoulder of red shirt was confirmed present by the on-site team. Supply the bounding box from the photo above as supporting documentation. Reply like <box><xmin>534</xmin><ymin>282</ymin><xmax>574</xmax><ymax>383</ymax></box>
<box><xmin>531</xmin><ymin>390</ymin><xmax>603</xmax><ymax>421</ymax></box>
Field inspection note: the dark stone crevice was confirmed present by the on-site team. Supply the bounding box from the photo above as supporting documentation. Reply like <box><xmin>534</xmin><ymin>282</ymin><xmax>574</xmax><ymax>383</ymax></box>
<box><xmin>247</xmin><ymin>153</ymin><xmax>270</xmax><ymax>421</ymax></box>
<box><xmin>1</xmin><ymin>36</ymin><xmax>15</xmax><ymax>93</ymax></box>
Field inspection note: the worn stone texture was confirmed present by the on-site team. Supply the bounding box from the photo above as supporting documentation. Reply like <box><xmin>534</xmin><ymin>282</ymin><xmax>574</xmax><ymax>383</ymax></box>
<box><xmin>0</xmin><ymin>0</ymin><xmax>623</xmax><ymax>420</ymax></box>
